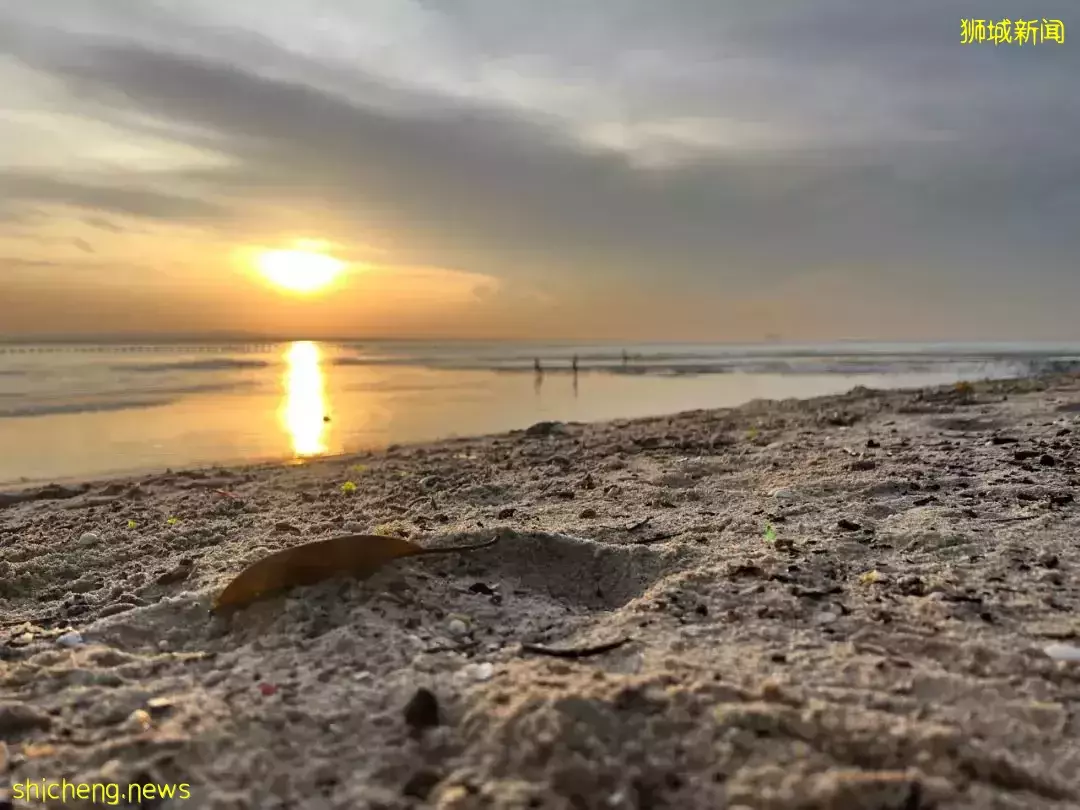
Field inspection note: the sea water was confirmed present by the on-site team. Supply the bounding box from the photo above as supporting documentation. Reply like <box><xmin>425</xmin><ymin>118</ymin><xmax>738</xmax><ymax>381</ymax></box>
<box><xmin>1</xmin><ymin>340</ymin><xmax>1077</xmax><ymax>485</ymax></box>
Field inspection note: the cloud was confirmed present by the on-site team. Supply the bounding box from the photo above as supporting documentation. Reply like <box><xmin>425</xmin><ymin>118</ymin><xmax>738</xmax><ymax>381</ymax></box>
<box><xmin>0</xmin><ymin>0</ymin><xmax>1077</xmax><ymax>339</ymax></box>
<box><xmin>0</xmin><ymin>170</ymin><xmax>226</xmax><ymax>222</ymax></box>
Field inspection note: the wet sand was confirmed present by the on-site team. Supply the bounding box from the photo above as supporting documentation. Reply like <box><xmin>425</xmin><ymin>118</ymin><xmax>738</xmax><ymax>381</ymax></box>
<box><xmin>1</xmin><ymin>372</ymin><xmax>1079</xmax><ymax>809</ymax></box>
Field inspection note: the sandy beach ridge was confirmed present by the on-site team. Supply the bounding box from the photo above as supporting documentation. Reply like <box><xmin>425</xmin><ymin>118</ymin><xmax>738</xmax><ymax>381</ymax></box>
<box><xmin>1</xmin><ymin>372</ymin><xmax>1079</xmax><ymax>809</ymax></box>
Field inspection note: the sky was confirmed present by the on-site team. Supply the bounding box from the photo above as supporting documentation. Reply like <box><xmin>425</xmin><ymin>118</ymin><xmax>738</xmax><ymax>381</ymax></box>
<box><xmin>1</xmin><ymin>0</ymin><xmax>1077</xmax><ymax>342</ymax></box>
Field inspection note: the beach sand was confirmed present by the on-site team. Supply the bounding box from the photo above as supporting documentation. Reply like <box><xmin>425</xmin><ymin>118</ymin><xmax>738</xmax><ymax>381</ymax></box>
<box><xmin>1</xmin><ymin>373</ymin><xmax>1079</xmax><ymax>809</ymax></box>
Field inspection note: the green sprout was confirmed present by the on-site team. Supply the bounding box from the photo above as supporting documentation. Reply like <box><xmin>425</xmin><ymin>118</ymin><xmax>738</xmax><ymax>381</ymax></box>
<box><xmin>165</xmin><ymin>517</ymin><xmax>179</xmax><ymax>526</ymax></box>
<box><xmin>763</xmin><ymin>523</ymin><xmax>777</xmax><ymax>543</ymax></box>
<box><xmin>127</xmin><ymin>519</ymin><xmax>138</xmax><ymax>529</ymax></box>
<box><xmin>341</xmin><ymin>481</ymin><xmax>357</xmax><ymax>494</ymax></box>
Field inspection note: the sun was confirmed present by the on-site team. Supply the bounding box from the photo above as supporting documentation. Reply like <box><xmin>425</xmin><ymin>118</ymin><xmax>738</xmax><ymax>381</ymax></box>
<box><xmin>255</xmin><ymin>246</ymin><xmax>346</xmax><ymax>294</ymax></box>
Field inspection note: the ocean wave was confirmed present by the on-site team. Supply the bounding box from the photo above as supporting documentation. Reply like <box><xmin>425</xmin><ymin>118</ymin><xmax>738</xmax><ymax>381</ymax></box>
<box><xmin>0</xmin><ymin>381</ymin><xmax>255</xmax><ymax>419</ymax></box>
<box><xmin>329</xmin><ymin>351</ymin><xmax>1069</xmax><ymax>378</ymax></box>
<box><xmin>0</xmin><ymin>397</ymin><xmax>174</xmax><ymax>419</ymax></box>
<box><xmin>114</xmin><ymin>358</ymin><xmax>271</xmax><ymax>373</ymax></box>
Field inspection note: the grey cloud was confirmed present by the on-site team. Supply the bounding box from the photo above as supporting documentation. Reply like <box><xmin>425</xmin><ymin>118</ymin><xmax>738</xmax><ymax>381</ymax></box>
<box><xmin>0</xmin><ymin>170</ymin><xmax>226</xmax><ymax>222</ymax></box>
<box><xmin>0</xmin><ymin>0</ymin><xmax>1077</xmax><ymax>302</ymax></box>
<box><xmin>82</xmin><ymin>216</ymin><xmax>127</xmax><ymax>233</ymax></box>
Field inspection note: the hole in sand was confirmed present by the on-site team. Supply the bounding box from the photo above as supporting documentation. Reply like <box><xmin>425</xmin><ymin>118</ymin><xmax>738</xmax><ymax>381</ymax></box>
<box><xmin>422</xmin><ymin>531</ymin><xmax>679</xmax><ymax>610</ymax></box>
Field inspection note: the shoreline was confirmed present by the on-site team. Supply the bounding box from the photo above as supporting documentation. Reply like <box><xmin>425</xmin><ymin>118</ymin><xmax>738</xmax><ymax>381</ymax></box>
<box><xmin>0</xmin><ymin>370</ymin><xmax>1064</xmax><ymax>493</ymax></box>
<box><xmin>1</xmin><ymin>371</ymin><xmax>1079</xmax><ymax>808</ymax></box>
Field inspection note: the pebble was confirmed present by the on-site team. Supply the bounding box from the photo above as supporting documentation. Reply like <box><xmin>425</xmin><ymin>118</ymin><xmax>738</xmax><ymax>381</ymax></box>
<box><xmin>770</xmin><ymin>488</ymin><xmax>797</xmax><ymax>500</ymax></box>
<box><xmin>403</xmin><ymin>688</ymin><xmax>440</xmax><ymax>731</ymax></box>
<box><xmin>77</xmin><ymin>531</ymin><xmax>100</xmax><ymax>547</ymax></box>
<box><xmin>814</xmin><ymin>611</ymin><xmax>839</xmax><ymax>625</ymax></box>
<box><xmin>145</xmin><ymin>697</ymin><xmax>175</xmax><ymax>717</ymax></box>
<box><xmin>462</xmin><ymin>662</ymin><xmax>495</xmax><ymax>682</ymax></box>
<box><xmin>55</xmin><ymin>631</ymin><xmax>84</xmax><ymax>647</ymax></box>
<box><xmin>579</xmin><ymin>507</ymin><xmax>598</xmax><ymax>519</ymax></box>
<box><xmin>1044</xmin><ymin>643</ymin><xmax>1080</xmax><ymax>662</ymax></box>
<box><xmin>123</xmin><ymin>709</ymin><xmax>152</xmax><ymax>733</ymax></box>
<box><xmin>446</xmin><ymin>618</ymin><xmax>469</xmax><ymax>637</ymax></box>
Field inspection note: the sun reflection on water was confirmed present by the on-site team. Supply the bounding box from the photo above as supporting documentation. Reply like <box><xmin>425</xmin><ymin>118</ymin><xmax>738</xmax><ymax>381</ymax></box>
<box><xmin>281</xmin><ymin>341</ymin><xmax>328</xmax><ymax>457</ymax></box>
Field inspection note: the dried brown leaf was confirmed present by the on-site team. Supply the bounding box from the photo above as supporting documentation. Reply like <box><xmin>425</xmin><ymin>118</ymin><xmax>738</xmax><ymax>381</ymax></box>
<box><xmin>212</xmin><ymin>533</ymin><xmax>498</xmax><ymax>611</ymax></box>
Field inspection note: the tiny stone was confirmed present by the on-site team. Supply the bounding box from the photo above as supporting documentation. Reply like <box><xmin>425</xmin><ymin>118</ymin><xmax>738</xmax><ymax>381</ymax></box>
<box><xmin>145</xmin><ymin>697</ymin><xmax>175</xmax><ymax>717</ymax></box>
<box><xmin>579</xmin><ymin>507</ymin><xmax>598</xmax><ymax>519</ymax></box>
<box><xmin>770</xmin><ymin>488</ymin><xmax>797</xmax><ymax>500</ymax></box>
<box><xmin>123</xmin><ymin>708</ymin><xmax>152</xmax><ymax>733</ymax></box>
<box><xmin>446</xmin><ymin>618</ymin><xmax>469</xmax><ymax>637</ymax></box>
<box><xmin>78</xmin><ymin>532</ymin><xmax>100</xmax><ymax>547</ymax></box>
<box><xmin>471</xmin><ymin>662</ymin><xmax>495</xmax><ymax>682</ymax></box>
<box><xmin>1044</xmin><ymin>643</ymin><xmax>1080</xmax><ymax>662</ymax></box>
<box><xmin>403</xmin><ymin>688</ymin><xmax>440</xmax><ymax>731</ymax></box>
<box><xmin>55</xmin><ymin>631</ymin><xmax>84</xmax><ymax>647</ymax></box>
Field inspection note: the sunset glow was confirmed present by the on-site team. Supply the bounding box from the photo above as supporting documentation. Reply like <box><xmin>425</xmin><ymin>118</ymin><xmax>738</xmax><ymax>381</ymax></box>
<box><xmin>280</xmin><ymin>341</ymin><xmax>328</xmax><ymax>456</ymax></box>
<box><xmin>256</xmin><ymin>247</ymin><xmax>346</xmax><ymax>294</ymax></box>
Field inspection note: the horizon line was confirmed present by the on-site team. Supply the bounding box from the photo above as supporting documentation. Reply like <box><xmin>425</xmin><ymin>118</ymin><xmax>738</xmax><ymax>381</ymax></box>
<box><xmin>2</xmin><ymin>334</ymin><xmax>1080</xmax><ymax>348</ymax></box>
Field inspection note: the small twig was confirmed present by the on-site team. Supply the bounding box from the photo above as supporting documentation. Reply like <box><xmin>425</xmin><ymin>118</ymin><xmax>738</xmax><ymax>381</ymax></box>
<box><xmin>986</xmin><ymin>515</ymin><xmax>1042</xmax><ymax>523</ymax></box>
<box><xmin>520</xmin><ymin>637</ymin><xmax>632</xmax><ymax>659</ymax></box>
<box><xmin>212</xmin><ymin>489</ymin><xmax>240</xmax><ymax>499</ymax></box>
<box><xmin>626</xmin><ymin>516</ymin><xmax>653</xmax><ymax>532</ymax></box>
<box><xmin>631</xmin><ymin>532</ymin><xmax>679</xmax><ymax>545</ymax></box>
